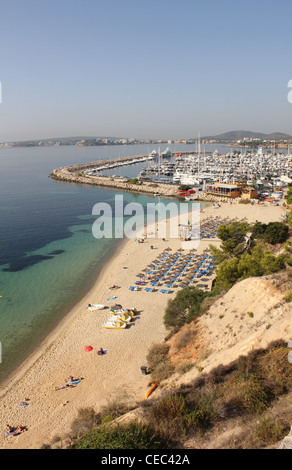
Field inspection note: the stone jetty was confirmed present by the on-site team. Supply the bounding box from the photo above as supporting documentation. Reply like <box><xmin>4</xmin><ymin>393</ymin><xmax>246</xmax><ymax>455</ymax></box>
<box><xmin>50</xmin><ymin>154</ymin><xmax>180</xmax><ymax>197</ymax></box>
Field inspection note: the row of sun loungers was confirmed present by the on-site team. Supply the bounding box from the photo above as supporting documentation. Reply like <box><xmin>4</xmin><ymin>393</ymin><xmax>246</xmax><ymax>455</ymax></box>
<box><xmin>131</xmin><ymin>248</ymin><xmax>215</xmax><ymax>292</ymax></box>
<box><xmin>129</xmin><ymin>217</ymin><xmax>245</xmax><ymax>293</ymax></box>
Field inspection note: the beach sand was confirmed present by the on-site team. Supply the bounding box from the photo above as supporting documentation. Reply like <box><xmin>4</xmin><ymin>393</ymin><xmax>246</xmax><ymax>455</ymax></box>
<box><xmin>0</xmin><ymin>201</ymin><xmax>286</xmax><ymax>449</ymax></box>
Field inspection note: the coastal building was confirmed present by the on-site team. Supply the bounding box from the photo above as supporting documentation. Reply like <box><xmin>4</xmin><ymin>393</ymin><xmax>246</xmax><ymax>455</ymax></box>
<box><xmin>206</xmin><ymin>182</ymin><xmax>243</xmax><ymax>198</ymax></box>
<box><xmin>206</xmin><ymin>182</ymin><xmax>258</xmax><ymax>199</ymax></box>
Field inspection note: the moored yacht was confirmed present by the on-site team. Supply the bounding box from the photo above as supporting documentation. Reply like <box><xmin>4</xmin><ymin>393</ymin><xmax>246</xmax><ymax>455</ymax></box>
<box><xmin>161</xmin><ymin>147</ymin><xmax>172</xmax><ymax>158</ymax></box>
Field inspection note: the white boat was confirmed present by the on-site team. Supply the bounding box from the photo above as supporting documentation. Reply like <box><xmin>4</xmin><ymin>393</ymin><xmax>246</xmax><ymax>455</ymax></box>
<box><xmin>109</xmin><ymin>313</ymin><xmax>132</xmax><ymax>323</ymax></box>
<box><xmin>161</xmin><ymin>147</ymin><xmax>172</xmax><ymax>158</ymax></box>
<box><xmin>110</xmin><ymin>308</ymin><xmax>135</xmax><ymax>317</ymax></box>
<box><xmin>102</xmin><ymin>320</ymin><xmax>127</xmax><ymax>329</ymax></box>
<box><xmin>149</xmin><ymin>149</ymin><xmax>158</xmax><ymax>159</ymax></box>
<box><xmin>88</xmin><ymin>303</ymin><xmax>105</xmax><ymax>311</ymax></box>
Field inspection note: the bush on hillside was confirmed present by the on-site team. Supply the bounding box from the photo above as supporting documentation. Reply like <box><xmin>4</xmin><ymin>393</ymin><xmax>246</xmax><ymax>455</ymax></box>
<box><xmin>214</xmin><ymin>243</ymin><xmax>286</xmax><ymax>291</ymax></box>
<box><xmin>164</xmin><ymin>287</ymin><xmax>210</xmax><ymax>329</ymax></box>
<box><xmin>251</xmin><ymin>221</ymin><xmax>289</xmax><ymax>245</ymax></box>
<box><xmin>72</xmin><ymin>421</ymin><xmax>168</xmax><ymax>449</ymax></box>
<box><xmin>142</xmin><ymin>340</ymin><xmax>292</xmax><ymax>444</ymax></box>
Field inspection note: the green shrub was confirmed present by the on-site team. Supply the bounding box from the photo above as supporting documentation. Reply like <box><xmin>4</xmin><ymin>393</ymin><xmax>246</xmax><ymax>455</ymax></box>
<box><xmin>146</xmin><ymin>343</ymin><xmax>174</xmax><ymax>381</ymax></box>
<box><xmin>153</xmin><ymin>394</ymin><xmax>186</xmax><ymax>420</ymax></box>
<box><xmin>73</xmin><ymin>421</ymin><xmax>167</xmax><ymax>449</ymax></box>
<box><xmin>147</xmin><ymin>391</ymin><xmax>218</xmax><ymax>439</ymax></box>
<box><xmin>70</xmin><ymin>407</ymin><xmax>100</xmax><ymax>436</ymax></box>
<box><xmin>239</xmin><ymin>198</ymin><xmax>253</xmax><ymax>204</ymax></box>
<box><xmin>164</xmin><ymin>287</ymin><xmax>209</xmax><ymax>329</ymax></box>
<box><xmin>179</xmin><ymin>184</ymin><xmax>191</xmax><ymax>191</ymax></box>
<box><xmin>284</xmin><ymin>289</ymin><xmax>292</xmax><ymax>302</ymax></box>
<box><xmin>129</xmin><ymin>178</ymin><xmax>139</xmax><ymax>184</ymax></box>
<box><xmin>186</xmin><ymin>390</ymin><xmax>218</xmax><ymax>433</ymax></box>
<box><xmin>214</xmin><ymin>243</ymin><xmax>286</xmax><ymax>291</ymax></box>
<box><xmin>251</xmin><ymin>221</ymin><xmax>289</xmax><ymax>244</ymax></box>
<box><xmin>146</xmin><ymin>343</ymin><xmax>169</xmax><ymax>371</ymax></box>
<box><xmin>253</xmin><ymin>418</ymin><xmax>287</xmax><ymax>445</ymax></box>
<box><xmin>217</xmin><ymin>221</ymin><xmax>251</xmax><ymax>256</ymax></box>
<box><xmin>242</xmin><ymin>374</ymin><xmax>270</xmax><ymax>414</ymax></box>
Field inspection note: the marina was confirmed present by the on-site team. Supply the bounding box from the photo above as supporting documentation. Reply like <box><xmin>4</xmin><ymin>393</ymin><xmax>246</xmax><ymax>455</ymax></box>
<box><xmin>138</xmin><ymin>145</ymin><xmax>292</xmax><ymax>193</ymax></box>
<box><xmin>52</xmin><ymin>141</ymin><xmax>292</xmax><ymax>204</ymax></box>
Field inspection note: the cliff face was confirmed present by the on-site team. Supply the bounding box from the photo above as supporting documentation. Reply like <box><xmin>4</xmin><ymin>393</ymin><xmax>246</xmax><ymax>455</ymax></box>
<box><xmin>168</xmin><ymin>271</ymin><xmax>291</xmax><ymax>382</ymax></box>
<box><xmin>105</xmin><ymin>271</ymin><xmax>292</xmax><ymax>450</ymax></box>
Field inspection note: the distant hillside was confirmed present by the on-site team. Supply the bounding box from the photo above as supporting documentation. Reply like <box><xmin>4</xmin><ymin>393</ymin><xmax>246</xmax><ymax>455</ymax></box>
<box><xmin>203</xmin><ymin>130</ymin><xmax>292</xmax><ymax>141</ymax></box>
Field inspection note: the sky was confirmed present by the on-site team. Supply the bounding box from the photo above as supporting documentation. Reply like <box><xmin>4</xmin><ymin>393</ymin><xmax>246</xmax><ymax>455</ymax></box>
<box><xmin>1</xmin><ymin>0</ymin><xmax>292</xmax><ymax>141</ymax></box>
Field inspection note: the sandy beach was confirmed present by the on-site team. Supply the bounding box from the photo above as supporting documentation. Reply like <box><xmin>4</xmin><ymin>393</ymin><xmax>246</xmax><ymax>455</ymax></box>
<box><xmin>0</xmin><ymin>201</ymin><xmax>286</xmax><ymax>449</ymax></box>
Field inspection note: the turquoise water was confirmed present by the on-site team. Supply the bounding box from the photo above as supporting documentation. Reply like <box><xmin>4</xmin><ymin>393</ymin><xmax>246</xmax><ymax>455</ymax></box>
<box><xmin>0</xmin><ymin>144</ymin><xmax>214</xmax><ymax>384</ymax></box>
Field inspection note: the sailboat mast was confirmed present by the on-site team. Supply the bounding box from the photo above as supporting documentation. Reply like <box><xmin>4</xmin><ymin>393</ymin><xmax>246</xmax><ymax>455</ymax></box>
<box><xmin>198</xmin><ymin>132</ymin><xmax>200</xmax><ymax>175</ymax></box>
<box><xmin>158</xmin><ymin>147</ymin><xmax>160</xmax><ymax>182</ymax></box>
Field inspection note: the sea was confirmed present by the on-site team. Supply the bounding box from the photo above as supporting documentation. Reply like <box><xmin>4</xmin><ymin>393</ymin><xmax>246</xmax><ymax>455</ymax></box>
<box><xmin>0</xmin><ymin>143</ymin><xmax>227</xmax><ymax>384</ymax></box>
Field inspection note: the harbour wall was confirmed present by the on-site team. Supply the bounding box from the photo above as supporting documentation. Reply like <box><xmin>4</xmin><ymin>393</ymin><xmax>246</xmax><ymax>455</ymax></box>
<box><xmin>50</xmin><ymin>155</ymin><xmax>180</xmax><ymax>197</ymax></box>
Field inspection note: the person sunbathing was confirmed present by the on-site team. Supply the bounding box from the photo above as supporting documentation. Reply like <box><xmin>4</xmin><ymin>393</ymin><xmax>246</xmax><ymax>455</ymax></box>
<box><xmin>16</xmin><ymin>425</ymin><xmax>27</xmax><ymax>434</ymax></box>
<box><xmin>65</xmin><ymin>376</ymin><xmax>74</xmax><ymax>383</ymax></box>
<box><xmin>6</xmin><ymin>424</ymin><xmax>27</xmax><ymax>435</ymax></box>
<box><xmin>55</xmin><ymin>384</ymin><xmax>70</xmax><ymax>390</ymax></box>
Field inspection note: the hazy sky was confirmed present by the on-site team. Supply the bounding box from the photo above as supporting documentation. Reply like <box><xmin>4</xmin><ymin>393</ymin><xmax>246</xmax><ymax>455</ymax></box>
<box><xmin>1</xmin><ymin>0</ymin><xmax>292</xmax><ymax>141</ymax></box>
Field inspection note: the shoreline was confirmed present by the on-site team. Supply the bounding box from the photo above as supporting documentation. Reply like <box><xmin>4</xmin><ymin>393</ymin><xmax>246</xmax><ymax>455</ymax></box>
<box><xmin>0</xmin><ymin>201</ymin><xmax>286</xmax><ymax>449</ymax></box>
<box><xmin>0</xmin><ymin>236</ymin><xmax>128</xmax><ymax>394</ymax></box>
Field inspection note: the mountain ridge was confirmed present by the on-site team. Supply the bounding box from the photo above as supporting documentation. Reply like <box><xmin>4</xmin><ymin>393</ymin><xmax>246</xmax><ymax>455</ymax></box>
<box><xmin>202</xmin><ymin>130</ymin><xmax>292</xmax><ymax>141</ymax></box>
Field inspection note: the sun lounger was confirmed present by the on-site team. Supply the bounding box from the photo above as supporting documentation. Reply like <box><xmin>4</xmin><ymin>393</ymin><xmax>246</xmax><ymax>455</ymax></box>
<box><xmin>144</xmin><ymin>287</ymin><xmax>154</xmax><ymax>292</ymax></box>
<box><xmin>129</xmin><ymin>286</ymin><xmax>138</xmax><ymax>291</ymax></box>
<box><xmin>160</xmin><ymin>289</ymin><xmax>170</xmax><ymax>294</ymax></box>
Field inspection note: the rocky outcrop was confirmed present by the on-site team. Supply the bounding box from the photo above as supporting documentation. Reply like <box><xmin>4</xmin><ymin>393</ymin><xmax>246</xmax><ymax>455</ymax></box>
<box><xmin>278</xmin><ymin>427</ymin><xmax>292</xmax><ymax>449</ymax></box>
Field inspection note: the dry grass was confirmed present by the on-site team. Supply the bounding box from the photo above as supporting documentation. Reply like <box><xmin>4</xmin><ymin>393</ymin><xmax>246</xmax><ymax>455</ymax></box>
<box><xmin>141</xmin><ymin>340</ymin><xmax>292</xmax><ymax>447</ymax></box>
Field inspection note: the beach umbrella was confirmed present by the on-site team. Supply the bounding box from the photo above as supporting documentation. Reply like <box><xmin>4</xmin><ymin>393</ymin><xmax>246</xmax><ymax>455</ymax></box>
<box><xmin>84</xmin><ymin>346</ymin><xmax>93</xmax><ymax>352</ymax></box>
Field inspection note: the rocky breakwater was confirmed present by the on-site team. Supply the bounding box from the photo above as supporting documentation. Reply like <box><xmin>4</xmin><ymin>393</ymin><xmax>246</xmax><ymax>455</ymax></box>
<box><xmin>50</xmin><ymin>156</ymin><xmax>180</xmax><ymax>197</ymax></box>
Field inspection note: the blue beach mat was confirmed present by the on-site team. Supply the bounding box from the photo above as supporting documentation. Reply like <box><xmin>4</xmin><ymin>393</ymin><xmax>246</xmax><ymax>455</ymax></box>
<box><xmin>16</xmin><ymin>401</ymin><xmax>29</xmax><ymax>408</ymax></box>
